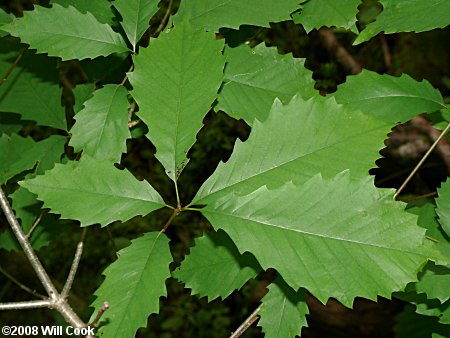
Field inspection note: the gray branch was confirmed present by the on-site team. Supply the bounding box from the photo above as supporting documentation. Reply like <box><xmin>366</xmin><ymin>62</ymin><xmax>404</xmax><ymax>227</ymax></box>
<box><xmin>0</xmin><ymin>300</ymin><xmax>51</xmax><ymax>310</ymax></box>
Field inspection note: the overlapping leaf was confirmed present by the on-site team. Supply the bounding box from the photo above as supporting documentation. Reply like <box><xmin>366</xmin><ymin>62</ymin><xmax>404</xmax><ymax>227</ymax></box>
<box><xmin>0</xmin><ymin>134</ymin><xmax>65</xmax><ymax>184</ymax></box>
<box><xmin>51</xmin><ymin>0</ymin><xmax>114</xmax><ymax>25</ymax></box>
<box><xmin>416</xmin><ymin>263</ymin><xmax>450</xmax><ymax>303</ymax></box>
<box><xmin>355</xmin><ymin>0</ymin><xmax>450</xmax><ymax>44</ymax></box>
<box><xmin>173</xmin><ymin>230</ymin><xmax>260</xmax><ymax>301</ymax></box>
<box><xmin>113</xmin><ymin>0</ymin><xmax>160</xmax><ymax>49</ymax></box>
<box><xmin>0</xmin><ymin>8</ymin><xmax>13</xmax><ymax>37</ymax></box>
<box><xmin>0</xmin><ymin>41</ymin><xmax>67</xmax><ymax>129</ymax></box>
<box><xmin>436</xmin><ymin>180</ymin><xmax>450</xmax><ymax>237</ymax></box>
<box><xmin>333</xmin><ymin>70</ymin><xmax>446</xmax><ymax>123</ymax></box>
<box><xmin>72</xmin><ymin>83</ymin><xmax>94</xmax><ymax>114</ymax></box>
<box><xmin>175</xmin><ymin>0</ymin><xmax>299</xmax><ymax>32</ymax></box>
<box><xmin>91</xmin><ymin>232</ymin><xmax>172</xmax><ymax>338</ymax></box>
<box><xmin>69</xmin><ymin>85</ymin><xmax>130</xmax><ymax>163</ymax></box>
<box><xmin>193</xmin><ymin>95</ymin><xmax>391</xmax><ymax>204</ymax></box>
<box><xmin>216</xmin><ymin>44</ymin><xmax>315</xmax><ymax>124</ymax></box>
<box><xmin>395</xmin><ymin>305</ymin><xmax>450</xmax><ymax>338</ymax></box>
<box><xmin>129</xmin><ymin>21</ymin><xmax>225</xmax><ymax>182</ymax></box>
<box><xmin>0</xmin><ymin>187</ymin><xmax>62</xmax><ymax>251</ymax></box>
<box><xmin>21</xmin><ymin>156</ymin><xmax>165</xmax><ymax>227</ymax></box>
<box><xmin>293</xmin><ymin>0</ymin><xmax>360</xmax><ymax>33</ymax></box>
<box><xmin>258</xmin><ymin>278</ymin><xmax>308</xmax><ymax>338</ymax></box>
<box><xmin>201</xmin><ymin>171</ymin><xmax>427</xmax><ymax>306</ymax></box>
<box><xmin>2</xmin><ymin>4</ymin><xmax>129</xmax><ymax>60</ymax></box>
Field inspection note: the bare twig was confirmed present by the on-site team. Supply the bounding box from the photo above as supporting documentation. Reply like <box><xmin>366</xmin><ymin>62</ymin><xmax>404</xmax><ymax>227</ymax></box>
<box><xmin>26</xmin><ymin>210</ymin><xmax>46</xmax><ymax>239</ymax></box>
<box><xmin>400</xmin><ymin>192</ymin><xmax>437</xmax><ymax>203</ymax></box>
<box><xmin>153</xmin><ymin>0</ymin><xmax>174</xmax><ymax>37</ymax></box>
<box><xmin>230</xmin><ymin>304</ymin><xmax>263</xmax><ymax>338</ymax></box>
<box><xmin>0</xmin><ymin>300</ymin><xmax>51</xmax><ymax>310</ymax></box>
<box><xmin>90</xmin><ymin>301</ymin><xmax>110</xmax><ymax>327</ymax></box>
<box><xmin>0</xmin><ymin>265</ymin><xmax>46</xmax><ymax>299</ymax></box>
<box><xmin>120</xmin><ymin>64</ymin><xmax>134</xmax><ymax>86</ymax></box>
<box><xmin>379</xmin><ymin>34</ymin><xmax>392</xmax><ymax>69</ymax></box>
<box><xmin>61</xmin><ymin>228</ymin><xmax>87</xmax><ymax>300</ymax></box>
<box><xmin>159</xmin><ymin>207</ymin><xmax>181</xmax><ymax>235</ymax></box>
<box><xmin>105</xmin><ymin>227</ymin><xmax>120</xmax><ymax>258</ymax></box>
<box><xmin>411</xmin><ymin>116</ymin><xmax>450</xmax><ymax>173</ymax></box>
<box><xmin>0</xmin><ymin>47</ymin><xmax>26</xmax><ymax>87</ymax></box>
<box><xmin>394</xmin><ymin>121</ymin><xmax>450</xmax><ymax>200</ymax></box>
<box><xmin>0</xmin><ymin>188</ymin><xmax>58</xmax><ymax>298</ymax></box>
<box><xmin>318</xmin><ymin>28</ymin><xmax>362</xmax><ymax>75</ymax></box>
<box><xmin>0</xmin><ymin>187</ymin><xmax>91</xmax><ymax>334</ymax></box>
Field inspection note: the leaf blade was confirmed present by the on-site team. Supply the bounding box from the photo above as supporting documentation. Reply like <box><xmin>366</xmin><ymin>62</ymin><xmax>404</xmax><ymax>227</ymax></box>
<box><xmin>69</xmin><ymin>85</ymin><xmax>131</xmax><ymax>163</ymax></box>
<box><xmin>20</xmin><ymin>156</ymin><xmax>165</xmax><ymax>227</ymax></box>
<box><xmin>129</xmin><ymin>21</ymin><xmax>225</xmax><ymax>182</ymax></box>
<box><xmin>173</xmin><ymin>230</ymin><xmax>260</xmax><ymax>301</ymax></box>
<box><xmin>258</xmin><ymin>277</ymin><xmax>308</xmax><ymax>338</ymax></box>
<box><xmin>175</xmin><ymin>0</ymin><xmax>299</xmax><ymax>32</ymax></box>
<box><xmin>194</xmin><ymin>95</ymin><xmax>391</xmax><ymax>204</ymax></box>
<box><xmin>333</xmin><ymin>70</ymin><xmax>445</xmax><ymax>123</ymax></box>
<box><xmin>113</xmin><ymin>0</ymin><xmax>160</xmax><ymax>49</ymax></box>
<box><xmin>217</xmin><ymin>44</ymin><xmax>315</xmax><ymax>124</ymax></box>
<box><xmin>91</xmin><ymin>232</ymin><xmax>172</xmax><ymax>338</ymax></box>
<box><xmin>2</xmin><ymin>4</ymin><xmax>129</xmax><ymax>60</ymax></box>
<box><xmin>355</xmin><ymin>0</ymin><xmax>450</xmax><ymax>44</ymax></box>
<box><xmin>202</xmin><ymin>172</ymin><xmax>427</xmax><ymax>306</ymax></box>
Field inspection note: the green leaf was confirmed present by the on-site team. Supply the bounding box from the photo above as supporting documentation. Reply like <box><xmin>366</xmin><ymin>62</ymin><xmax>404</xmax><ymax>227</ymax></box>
<box><xmin>333</xmin><ymin>70</ymin><xmax>446</xmax><ymax>123</ymax></box>
<box><xmin>201</xmin><ymin>171</ymin><xmax>427</xmax><ymax>306</ymax></box>
<box><xmin>410</xmin><ymin>201</ymin><xmax>450</xmax><ymax>267</ymax></box>
<box><xmin>193</xmin><ymin>95</ymin><xmax>391</xmax><ymax>204</ymax></box>
<box><xmin>2</xmin><ymin>4</ymin><xmax>129</xmax><ymax>61</ymax></box>
<box><xmin>51</xmin><ymin>0</ymin><xmax>114</xmax><ymax>25</ymax></box>
<box><xmin>173</xmin><ymin>229</ymin><xmax>260</xmax><ymax>301</ymax></box>
<box><xmin>416</xmin><ymin>263</ymin><xmax>450</xmax><ymax>303</ymax></box>
<box><xmin>72</xmin><ymin>83</ymin><xmax>95</xmax><ymax>114</ymax></box>
<box><xmin>0</xmin><ymin>41</ymin><xmax>67</xmax><ymax>129</ymax></box>
<box><xmin>355</xmin><ymin>0</ymin><xmax>450</xmax><ymax>45</ymax></box>
<box><xmin>436</xmin><ymin>180</ymin><xmax>450</xmax><ymax>237</ymax></box>
<box><xmin>0</xmin><ymin>134</ymin><xmax>45</xmax><ymax>184</ymax></box>
<box><xmin>113</xmin><ymin>0</ymin><xmax>160</xmax><ymax>49</ymax></box>
<box><xmin>0</xmin><ymin>113</ymin><xmax>25</xmax><ymax>135</ymax></box>
<box><xmin>216</xmin><ymin>44</ymin><xmax>315</xmax><ymax>125</ymax></box>
<box><xmin>258</xmin><ymin>277</ymin><xmax>308</xmax><ymax>338</ymax></box>
<box><xmin>69</xmin><ymin>85</ymin><xmax>130</xmax><ymax>163</ymax></box>
<box><xmin>32</xmin><ymin>135</ymin><xmax>67</xmax><ymax>174</ymax></box>
<box><xmin>129</xmin><ymin>21</ymin><xmax>225</xmax><ymax>182</ymax></box>
<box><xmin>91</xmin><ymin>232</ymin><xmax>172</xmax><ymax>338</ymax></box>
<box><xmin>0</xmin><ymin>8</ymin><xmax>13</xmax><ymax>37</ymax></box>
<box><xmin>293</xmin><ymin>0</ymin><xmax>360</xmax><ymax>33</ymax></box>
<box><xmin>20</xmin><ymin>156</ymin><xmax>165</xmax><ymax>227</ymax></box>
<box><xmin>175</xmin><ymin>0</ymin><xmax>299</xmax><ymax>32</ymax></box>
<box><xmin>395</xmin><ymin>305</ymin><xmax>450</xmax><ymax>338</ymax></box>
<box><xmin>0</xmin><ymin>187</ymin><xmax>62</xmax><ymax>251</ymax></box>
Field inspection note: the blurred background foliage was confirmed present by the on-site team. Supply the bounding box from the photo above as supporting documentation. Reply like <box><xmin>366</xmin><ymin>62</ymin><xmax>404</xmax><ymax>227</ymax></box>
<box><xmin>0</xmin><ymin>0</ymin><xmax>450</xmax><ymax>337</ymax></box>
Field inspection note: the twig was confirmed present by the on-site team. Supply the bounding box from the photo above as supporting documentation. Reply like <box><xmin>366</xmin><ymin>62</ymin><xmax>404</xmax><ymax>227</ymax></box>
<box><xmin>411</xmin><ymin>116</ymin><xmax>450</xmax><ymax>174</ymax></box>
<box><xmin>61</xmin><ymin>228</ymin><xmax>87</xmax><ymax>300</ymax></box>
<box><xmin>394</xmin><ymin>121</ymin><xmax>450</xmax><ymax>200</ymax></box>
<box><xmin>400</xmin><ymin>192</ymin><xmax>437</xmax><ymax>203</ymax></box>
<box><xmin>105</xmin><ymin>227</ymin><xmax>120</xmax><ymax>258</ymax></box>
<box><xmin>318</xmin><ymin>28</ymin><xmax>362</xmax><ymax>75</ymax></box>
<box><xmin>26</xmin><ymin>210</ymin><xmax>46</xmax><ymax>239</ymax></box>
<box><xmin>0</xmin><ymin>187</ymin><xmax>91</xmax><ymax>334</ymax></box>
<box><xmin>0</xmin><ymin>300</ymin><xmax>51</xmax><ymax>310</ymax></box>
<box><xmin>0</xmin><ymin>265</ymin><xmax>46</xmax><ymax>299</ymax></box>
<box><xmin>153</xmin><ymin>0</ymin><xmax>174</xmax><ymax>37</ymax></box>
<box><xmin>0</xmin><ymin>47</ymin><xmax>26</xmax><ymax>87</ymax></box>
<box><xmin>379</xmin><ymin>34</ymin><xmax>392</xmax><ymax>69</ymax></box>
<box><xmin>158</xmin><ymin>207</ymin><xmax>180</xmax><ymax>235</ymax></box>
<box><xmin>128</xmin><ymin>120</ymin><xmax>141</xmax><ymax>129</ymax></box>
<box><xmin>230</xmin><ymin>304</ymin><xmax>263</xmax><ymax>338</ymax></box>
<box><xmin>120</xmin><ymin>64</ymin><xmax>134</xmax><ymax>86</ymax></box>
<box><xmin>0</xmin><ymin>188</ymin><xmax>58</xmax><ymax>299</ymax></box>
<box><xmin>90</xmin><ymin>301</ymin><xmax>110</xmax><ymax>327</ymax></box>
